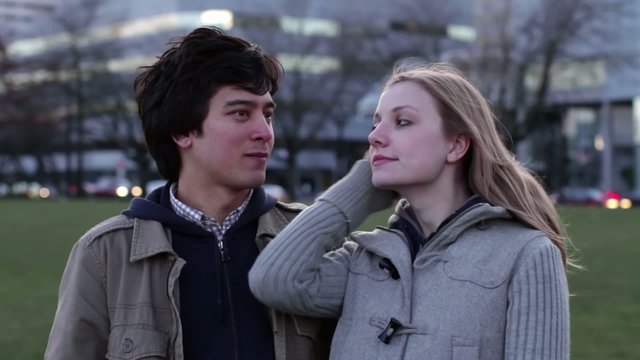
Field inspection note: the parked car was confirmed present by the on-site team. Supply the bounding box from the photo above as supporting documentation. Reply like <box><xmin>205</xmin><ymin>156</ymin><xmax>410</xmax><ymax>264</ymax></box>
<box><xmin>10</xmin><ymin>181</ymin><xmax>53</xmax><ymax>199</ymax></box>
<box><xmin>602</xmin><ymin>190</ymin><xmax>633</xmax><ymax>209</ymax></box>
<box><xmin>557</xmin><ymin>186</ymin><xmax>633</xmax><ymax>209</ymax></box>
<box><xmin>556</xmin><ymin>186</ymin><xmax>603</xmax><ymax>206</ymax></box>
<box><xmin>0</xmin><ymin>182</ymin><xmax>9</xmax><ymax>197</ymax></box>
<box><xmin>623</xmin><ymin>190</ymin><xmax>640</xmax><ymax>206</ymax></box>
<box><xmin>85</xmin><ymin>176</ymin><xmax>133</xmax><ymax>198</ymax></box>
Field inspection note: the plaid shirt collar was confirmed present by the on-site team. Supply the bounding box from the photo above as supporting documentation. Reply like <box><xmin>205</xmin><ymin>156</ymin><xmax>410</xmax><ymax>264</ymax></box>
<box><xmin>169</xmin><ymin>182</ymin><xmax>253</xmax><ymax>240</ymax></box>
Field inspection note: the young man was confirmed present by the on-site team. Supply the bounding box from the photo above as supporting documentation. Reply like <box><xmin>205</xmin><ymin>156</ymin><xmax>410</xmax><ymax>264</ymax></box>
<box><xmin>45</xmin><ymin>27</ymin><xmax>334</xmax><ymax>360</ymax></box>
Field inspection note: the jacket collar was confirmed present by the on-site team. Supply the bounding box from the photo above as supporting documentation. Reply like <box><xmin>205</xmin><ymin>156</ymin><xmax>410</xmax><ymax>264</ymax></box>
<box><xmin>352</xmin><ymin>201</ymin><xmax>512</xmax><ymax>261</ymax></box>
<box><xmin>352</xmin><ymin>227</ymin><xmax>413</xmax><ymax>261</ymax></box>
<box><xmin>255</xmin><ymin>205</ymin><xmax>292</xmax><ymax>251</ymax></box>
<box><xmin>129</xmin><ymin>217</ymin><xmax>175</xmax><ymax>262</ymax></box>
<box><xmin>128</xmin><ymin>204</ymin><xmax>292</xmax><ymax>261</ymax></box>
<box><xmin>420</xmin><ymin>202</ymin><xmax>511</xmax><ymax>254</ymax></box>
<box><xmin>127</xmin><ymin>185</ymin><xmax>281</xmax><ymax>261</ymax></box>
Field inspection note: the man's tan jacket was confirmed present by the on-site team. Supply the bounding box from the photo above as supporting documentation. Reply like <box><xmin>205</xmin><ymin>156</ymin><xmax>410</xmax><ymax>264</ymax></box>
<box><xmin>45</xmin><ymin>202</ymin><xmax>335</xmax><ymax>360</ymax></box>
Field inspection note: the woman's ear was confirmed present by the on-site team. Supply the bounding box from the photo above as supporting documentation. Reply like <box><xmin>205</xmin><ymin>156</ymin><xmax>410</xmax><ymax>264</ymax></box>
<box><xmin>446</xmin><ymin>133</ymin><xmax>470</xmax><ymax>163</ymax></box>
<box><xmin>172</xmin><ymin>134</ymin><xmax>192</xmax><ymax>149</ymax></box>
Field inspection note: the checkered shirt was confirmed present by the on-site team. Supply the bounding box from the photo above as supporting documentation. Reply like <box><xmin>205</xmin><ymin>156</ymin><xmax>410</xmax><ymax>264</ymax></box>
<box><xmin>169</xmin><ymin>183</ymin><xmax>253</xmax><ymax>241</ymax></box>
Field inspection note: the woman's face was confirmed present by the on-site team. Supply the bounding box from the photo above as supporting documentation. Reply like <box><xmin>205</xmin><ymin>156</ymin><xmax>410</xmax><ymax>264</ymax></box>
<box><xmin>368</xmin><ymin>81</ymin><xmax>455</xmax><ymax>193</ymax></box>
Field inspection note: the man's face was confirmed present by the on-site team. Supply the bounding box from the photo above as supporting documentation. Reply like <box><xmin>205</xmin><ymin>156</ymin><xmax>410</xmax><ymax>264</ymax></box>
<box><xmin>175</xmin><ymin>86</ymin><xmax>275</xmax><ymax>191</ymax></box>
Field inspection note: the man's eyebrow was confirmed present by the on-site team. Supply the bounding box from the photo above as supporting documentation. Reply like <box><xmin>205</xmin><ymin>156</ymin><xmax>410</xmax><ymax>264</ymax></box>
<box><xmin>224</xmin><ymin>99</ymin><xmax>276</xmax><ymax>108</ymax></box>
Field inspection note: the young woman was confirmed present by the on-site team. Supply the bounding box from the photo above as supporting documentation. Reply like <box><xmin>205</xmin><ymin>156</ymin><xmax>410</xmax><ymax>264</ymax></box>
<box><xmin>249</xmin><ymin>62</ymin><xmax>570</xmax><ymax>359</ymax></box>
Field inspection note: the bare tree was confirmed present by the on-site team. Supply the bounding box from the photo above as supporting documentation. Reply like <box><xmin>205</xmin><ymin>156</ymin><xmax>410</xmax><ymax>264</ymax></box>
<box><xmin>41</xmin><ymin>0</ymin><xmax>108</xmax><ymax>195</ymax></box>
<box><xmin>470</xmin><ymin>0</ymin><xmax>633</xmax><ymax>147</ymax></box>
<box><xmin>100</xmin><ymin>91</ymin><xmax>156</xmax><ymax>194</ymax></box>
<box><xmin>0</xmin><ymin>28</ymin><xmax>64</xmax><ymax>185</ymax></box>
<box><xmin>379</xmin><ymin>0</ymin><xmax>471</xmax><ymax>64</ymax></box>
<box><xmin>19</xmin><ymin>0</ymin><xmax>146</xmax><ymax>196</ymax></box>
<box><xmin>0</xmin><ymin>0</ymin><xmax>158</xmax><ymax>196</ymax></box>
<box><xmin>243</xmin><ymin>15</ymin><xmax>386</xmax><ymax>197</ymax></box>
<box><xmin>0</xmin><ymin>2</ymin><xmax>60</xmax><ymax>185</ymax></box>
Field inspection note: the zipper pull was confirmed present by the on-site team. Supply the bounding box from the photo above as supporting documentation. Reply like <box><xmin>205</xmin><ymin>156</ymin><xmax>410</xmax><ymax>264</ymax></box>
<box><xmin>218</xmin><ymin>240</ymin><xmax>230</xmax><ymax>262</ymax></box>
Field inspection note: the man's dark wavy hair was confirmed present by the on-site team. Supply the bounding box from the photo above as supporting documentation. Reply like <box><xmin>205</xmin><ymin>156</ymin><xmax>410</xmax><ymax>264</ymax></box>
<box><xmin>134</xmin><ymin>27</ymin><xmax>284</xmax><ymax>181</ymax></box>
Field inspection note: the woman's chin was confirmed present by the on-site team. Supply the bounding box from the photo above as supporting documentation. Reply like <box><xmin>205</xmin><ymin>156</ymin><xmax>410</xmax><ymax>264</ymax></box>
<box><xmin>372</xmin><ymin>178</ymin><xmax>396</xmax><ymax>191</ymax></box>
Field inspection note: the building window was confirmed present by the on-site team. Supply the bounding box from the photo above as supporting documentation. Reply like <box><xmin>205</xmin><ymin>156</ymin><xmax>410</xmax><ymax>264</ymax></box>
<box><xmin>277</xmin><ymin>53</ymin><xmax>341</xmax><ymax>74</ymax></box>
<box><xmin>279</xmin><ymin>16</ymin><xmax>340</xmax><ymax>37</ymax></box>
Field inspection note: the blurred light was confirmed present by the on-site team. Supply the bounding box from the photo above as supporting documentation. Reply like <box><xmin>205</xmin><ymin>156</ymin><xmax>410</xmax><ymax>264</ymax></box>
<box><xmin>280</xmin><ymin>16</ymin><xmax>340</xmax><ymax>37</ymax></box>
<box><xmin>130</xmin><ymin>186</ymin><xmax>143</xmax><ymax>197</ymax></box>
<box><xmin>594</xmin><ymin>134</ymin><xmax>604</xmax><ymax>151</ymax></box>
<box><xmin>8</xmin><ymin>12</ymin><xmax>229</xmax><ymax>58</ymax></box>
<box><xmin>604</xmin><ymin>198</ymin><xmax>619</xmax><ymax>209</ymax></box>
<box><xmin>447</xmin><ymin>25</ymin><xmax>476</xmax><ymax>42</ymax></box>
<box><xmin>525</xmin><ymin>60</ymin><xmax>606</xmax><ymax>92</ymax></box>
<box><xmin>39</xmin><ymin>188</ymin><xmax>50</xmax><ymax>199</ymax></box>
<box><xmin>603</xmin><ymin>189</ymin><xmax>621</xmax><ymax>200</ymax></box>
<box><xmin>9</xmin><ymin>14</ymin><xmax>175</xmax><ymax>57</ymax></box>
<box><xmin>116</xmin><ymin>186</ymin><xmax>129</xmax><ymax>198</ymax></box>
<box><xmin>118</xmin><ymin>13</ymin><xmax>184</xmax><ymax>38</ymax></box>
<box><xmin>106</xmin><ymin>55</ymin><xmax>157</xmax><ymax>73</ymax></box>
<box><xmin>277</xmin><ymin>53</ymin><xmax>341</xmax><ymax>74</ymax></box>
<box><xmin>620</xmin><ymin>198</ymin><xmax>632</xmax><ymax>209</ymax></box>
<box><xmin>200</xmin><ymin>10</ymin><xmax>233</xmax><ymax>29</ymax></box>
<box><xmin>26</xmin><ymin>189</ymin><xmax>38</xmax><ymax>199</ymax></box>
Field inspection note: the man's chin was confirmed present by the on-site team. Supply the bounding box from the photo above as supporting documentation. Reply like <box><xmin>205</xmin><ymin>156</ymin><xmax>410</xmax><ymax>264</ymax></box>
<box><xmin>243</xmin><ymin>175</ymin><xmax>266</xmax><ymax>189</ymax></box>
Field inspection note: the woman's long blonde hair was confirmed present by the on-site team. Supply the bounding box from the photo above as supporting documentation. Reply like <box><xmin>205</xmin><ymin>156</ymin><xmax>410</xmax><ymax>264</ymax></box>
<box><xmin>385</xmin><ymin>62</ymin><xmax>571</xmax><ymax>267</ymax></box>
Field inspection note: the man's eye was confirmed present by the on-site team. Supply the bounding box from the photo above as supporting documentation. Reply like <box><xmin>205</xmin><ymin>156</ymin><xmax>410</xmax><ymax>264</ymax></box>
<box><xmin>236</xmin><ymin>110</ymin><xmax>249</xmax><ymax>116</ymax></box>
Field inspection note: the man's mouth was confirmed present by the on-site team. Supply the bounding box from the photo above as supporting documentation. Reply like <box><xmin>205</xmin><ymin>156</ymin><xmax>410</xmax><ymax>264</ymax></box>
<box><xmin>246</xmin><ymin>152</ymin><xmax>269</xmax><ymax>158</ymax></box>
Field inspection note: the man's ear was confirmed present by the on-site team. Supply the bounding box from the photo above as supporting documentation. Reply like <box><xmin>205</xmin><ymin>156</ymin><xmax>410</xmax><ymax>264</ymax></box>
<box><xmin>446</xmin><ymin>133</ymin><xmax>470</xmax><ymax>163</ymax></box>
<box><xmin>172</xmin><ymin>134</ymin><xmax>192</xmax><ymax>149</ymax></box>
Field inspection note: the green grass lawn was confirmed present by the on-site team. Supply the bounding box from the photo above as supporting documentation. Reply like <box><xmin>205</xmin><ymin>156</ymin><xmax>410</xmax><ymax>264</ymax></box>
<box><xmin>0</xmin><ymin>200</ymin><xmax>638</xmax><ymax>359</ymax></box>
<box><xmin>0</xmin><ymin>199</ymin><xmax>127</xmax><ymax>359</ymax></box>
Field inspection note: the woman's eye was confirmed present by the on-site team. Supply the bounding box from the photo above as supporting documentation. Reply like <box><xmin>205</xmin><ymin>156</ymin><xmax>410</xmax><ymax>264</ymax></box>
<box><xmin>397</xmin><ymin>119</ymin><xmax>411</xmax><ymax>126</ymax></box>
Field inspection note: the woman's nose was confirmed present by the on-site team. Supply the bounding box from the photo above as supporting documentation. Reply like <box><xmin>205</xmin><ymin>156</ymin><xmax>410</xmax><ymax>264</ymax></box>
<box><xmin>368</xmin><ymin>124</ymin><xmax>386</xmax><ymax>147</ymax></box>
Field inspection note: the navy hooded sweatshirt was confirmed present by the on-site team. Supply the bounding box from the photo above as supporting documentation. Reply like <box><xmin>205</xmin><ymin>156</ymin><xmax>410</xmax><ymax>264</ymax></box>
<box><xmin>123</xmin><ymin>183</ymin><xmax>277</xmax><ymax>360</ymax></box>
